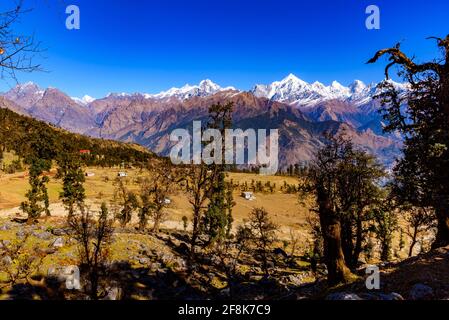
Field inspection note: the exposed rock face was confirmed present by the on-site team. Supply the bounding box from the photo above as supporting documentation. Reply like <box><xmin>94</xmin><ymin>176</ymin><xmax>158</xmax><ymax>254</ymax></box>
<box><xmin>1</xmin><ymin>78</ymin><xmax>402</xmax><ymax>169</ymax></box>
<box><xmin>3</xmin><ymin>82</ymin><xmax>44</xmax><ymax>110</ymax></box>
<box><xmin>2</xmin><ymin>83</ymin><xmax>95</xmax><ymax>134</ymax></box>
<box><xmin>29</xmin><ymin>88</ymin><xmax>95</xmax><ymax>134</ymax></box>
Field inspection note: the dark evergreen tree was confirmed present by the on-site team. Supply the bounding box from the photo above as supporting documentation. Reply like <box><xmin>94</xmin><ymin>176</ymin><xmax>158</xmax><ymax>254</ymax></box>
<box><xmin>203</xmin><ymin>102</ymin><xmax>235</xmax><ymax>245</ymax></box>
<box><xmin>57</xmin><ymin>152</ymin><xmax>86</xmax><ymax>221</ymax></box>
<box><xmin>371</xmin><ymin>198</ymin><xmax>398</xmax><ymax>262</ymax></box>
<box><xmin>299</xmin><ymin>135</ymin><xmax>354</xmax><ymax>284</ymax></box>
<box><xmin>247</xmin><ymin>207</ymin><xmax>278</xmax><ymax>277</ymax></box>
<box><xmin>368</xmin><ymin>35</ymin><xmax>449</xmax><ymax>248</ymax></box>
<box><xmin>20</xmin><ymin>158</ymin><xmax>51</xmax><ymax>222</ymax></box>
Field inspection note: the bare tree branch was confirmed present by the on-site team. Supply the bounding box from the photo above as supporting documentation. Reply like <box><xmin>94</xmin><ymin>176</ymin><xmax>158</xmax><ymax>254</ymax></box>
<box><xmin>366</xmin><ymin>37</ymin><xmax>449</xmax><ymax>79</ymax></box>
<box><xmin>0</xmin><ymin>0</ymin><xmax>44</xmax><ymax>83</ymax></box>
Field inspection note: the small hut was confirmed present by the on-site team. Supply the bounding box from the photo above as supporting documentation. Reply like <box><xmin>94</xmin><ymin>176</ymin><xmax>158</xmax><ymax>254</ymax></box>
<box><xmin>241</xmin><ymin>191</ymin><xmax>255</xmax><ymax>201</ymax></box>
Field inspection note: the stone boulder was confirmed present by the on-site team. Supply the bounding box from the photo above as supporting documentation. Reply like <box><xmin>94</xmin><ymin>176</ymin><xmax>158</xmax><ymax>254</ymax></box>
<box><xmin>326</xmin><ymin>292</ymin><xmax>363</xmax><ymax>300</ymax></box>
<box><xmin>410</xmin><ymin>283</ymin><xmax>434</xmax><ymax>300</ymax></box>
<box><xmin>51</xmin><ymin>237</ymin><xmax>65</xmax><ymax>248</ymax></box>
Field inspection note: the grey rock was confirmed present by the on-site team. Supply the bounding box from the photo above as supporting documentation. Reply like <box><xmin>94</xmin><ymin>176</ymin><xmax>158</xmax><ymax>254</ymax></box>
<box><xmin>47</xmin><ymin>266</ymin><xmax>65</xmax><ymax>281</ymax></box>
<box><xmin>51</xmin><ymin>228</ymin><xmax>67</xmax><ymax>236</ymax></box>
<box><xmin>51</xmin><ymin>237</ymin><xmax>64</xmax><ymax>248</ymax></box>
<box><xmin>65</xmin><ymin>237</ymin><xmax>77</xmax><ymax>245</ymax></box>
<box><xmin>1</xmin><ymin>255</ymin><xmax>13</xmax><ymax>265</ymax></box>
<box><xmin>47</xmin><ymin>266</ymin><xmax>81</xmax><ymax>289</ymax></box>
<box><xmin>160</xmin><ymin>253</ymin><xmax>175</xmax><ymax>265</ymax></box>
<box><xmin>33</xmin><ymin>231</ymin><xmax>52</xmax><ymax>240</ymax></box>
<box><xmin>43</xmin><ymin>248</ymin><xmax>58</xmax><ymax>255</ymax></box>
<box><xmin>138</xmin><ymin>257</ymin><xmax>151</xmax><ymax>265</ymax></box>
<box><xmin>326</xmin><ymin>292</ymin><xmax>363</xmax><ymax>300</ymax></box>
<box><xmin>150</xmin><ymin>262</ymin><xmax>162</xmax><ymax>272</ymax></box>
<box><xmin>0</xmin><ymin>224</ymin><xmax>11</xmax><ymax>231</ymax></box>
<box><xmin>219</xmin><ymin>287</ymin><xmax>231</xmax><ymax>298</ymax></box>
<box><xmin>380</xmin><ymin>292</ymin><xmax>404</xmax><ymax>300</ymax></box>
<box><xmin>360</xmin><ymin>292</ymin><xmax>404</xmax><ymax>300</ymax></box>
<box><xmin>173</xmin><ymin>258</ymin><xmax>187</xmax><ymax>270</ymax></box>
<box><xmin>16</xmin><ymin>229</ymin><xmax>26</xmax><ymax>239</ymax></box>
<box><xmin>138</xmin><ymin>243</ymin><xmax>149</xmax><ymax>255</ymax></box>
<box><xmin>207</xmin><ymin>273</ymin><xmax>215</xmax><ymax>281</ymax></box>
<box><xmin>286</xmin><ymin>274</ymin><xmax>304</xmax><ymax>286</ymax></box>
<box><xmin>103</xmin><ymin>287</ymin><xmax>122</xmax><ymax>300</ymax></box>
<box><xmin>410</xmin><ymin>283</ymin><xmax>434</xmax><ymax>300</ymax></box>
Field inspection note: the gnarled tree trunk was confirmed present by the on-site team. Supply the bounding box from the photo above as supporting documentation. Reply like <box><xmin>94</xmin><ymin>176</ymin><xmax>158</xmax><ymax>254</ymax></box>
<box><xmin>318</xmin><ymin>190</ymin><xmax>353</xmax><ymax>285</ymax></box>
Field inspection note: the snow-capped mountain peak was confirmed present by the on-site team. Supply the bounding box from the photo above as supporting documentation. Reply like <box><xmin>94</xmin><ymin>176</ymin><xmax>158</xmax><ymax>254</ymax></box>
<box><xmin>10</xmin><ymin>81</ymin><xmax>42</xmax><ymax>95</ymax></box>
<box><xmin>311</xmin><ymin>81</ymin><xmax>326</xmax><ymax>90</ymax></box>
<box><xmin>253</xmin><ymin>73</ymin><xmax>310</xmax><ymax>102</ymax></box>
<box><xmin>349</xmin><ymin>80</ymin><xmax>367</xmax><ymax>93</ymax></box>
<box><xmin>3</xmin><ymin>81</ymin><xmax>45</xmax><ymax>108</ymax></box>
<box><xmin>198</xmin><ymin>79</ymin><xmax>220</xmax><ymax>92</ymax></box>
<box><xmin>72</xmin><ymin>95</ymin><xmax>96</xmax><ymax>105</ymax></box>
<box><xmin>281</xmin><ymin>73</ymin><xmax>306</xmax><ymax>85</ymax></box>
<box><xmin>19</xmin><ymin>81</ymin><xmax>39</xmax><ymax>90</ymax></box>
<box><xmin>151</xmin><ymin>79</ymin><xmax>236</xmax><ymax>100</ymax></box>
<box><xmin>82</xmin><ymin>95</ymin><xmax>96</xmax><ymax>103</ymax></box>
<box><xmin>330</xmin><ymin>80</ymin><xmax>345</xmax><ymax>91</ymax></box>
<box><xmin>329</xmin><ymin>81</ymin><xmax>350</xmax><ymax>97</ymax></box>
<box><xmin>251</xmin><ymin>74</ymin><xmax>408</xmax><ymax>107</ymax></box>
<box><xmin>253</xmin><ymin>74</ymin><xmax>351</xmax><ymax>105</ymax></box>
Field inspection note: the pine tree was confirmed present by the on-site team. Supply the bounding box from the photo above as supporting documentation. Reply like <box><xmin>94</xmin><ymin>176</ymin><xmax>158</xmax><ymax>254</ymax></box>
<box><xmin>202</xmin><ymin>102</ymin><xmax>235</xmax><ymax>245</ymax></box>
<box><xmin>20</xmin><ymin>158</ymin><xmax>51</xmax><ymax>222</ymax></box>
<box><xmin>57</xmin><ymin>153</ymin><xmax>86</xmax><ymax>221</ymax></box>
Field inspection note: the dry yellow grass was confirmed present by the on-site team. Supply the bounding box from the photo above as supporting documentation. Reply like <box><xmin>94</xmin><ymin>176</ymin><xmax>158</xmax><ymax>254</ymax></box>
<box><xmin>0</xmin><ymin>167</ymin><xmax>311</xmax><ymax>240</ymax></box>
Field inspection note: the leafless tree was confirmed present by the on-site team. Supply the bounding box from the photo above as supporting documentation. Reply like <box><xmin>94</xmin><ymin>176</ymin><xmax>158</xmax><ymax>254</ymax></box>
<box><xmin>139</xmin><ymin>160</ymin><xmax>176</xmax><ymax>233</ymax></box>
<box><xmin>181</xmin><ymin>163</ymin><xmax>213</xmax><ymax>262</ymax></box>
<box><xmin>287</xmin><ymin>228</ymin><xmax>301</xmax><ymax>264</ymax></box>
<box><xmin>112</xmin><ymin>178</ymin><xmax>138</xmax><ymax>227</ymax></box>
<box><xmin>247</xmin><ymin>207</ymin><xmax>278</xmax><ymax>277</ymax></box>
<box><xmin>68</xmin><ymin>203</ymin><xmax>114</xmax><ymax>300</ymax></box>
<box><xmin>0</xmin><ymin>0</ymin><xmax>43</xmax><ymax>82</ymax></box>
<box><xmin>403</xmin><ymin>206</ymin><xmax>436</xmax><ymax>257</ymax></box>
<box><xmin>0</xmin><ymin>233</ymin><xmax>47</xmax><ymax>287</ymax></box>
<box><xmin>214</xmin><ymin>226</ymin><xmax>252</xmax><ymax>298</ymax></box>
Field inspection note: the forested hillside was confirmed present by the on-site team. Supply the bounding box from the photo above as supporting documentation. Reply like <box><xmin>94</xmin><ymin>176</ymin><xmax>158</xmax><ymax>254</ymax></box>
<box><xmin>0</xmin><ymin>97</ymin><xmax>154</xmax><ymax>168</ymax></box>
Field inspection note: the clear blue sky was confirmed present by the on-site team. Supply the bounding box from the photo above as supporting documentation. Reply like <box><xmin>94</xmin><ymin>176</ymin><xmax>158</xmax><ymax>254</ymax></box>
<box><xmin>1</xmin><ymin>0</ymin><xmax>448</xmax><ymax>97</ymax></box>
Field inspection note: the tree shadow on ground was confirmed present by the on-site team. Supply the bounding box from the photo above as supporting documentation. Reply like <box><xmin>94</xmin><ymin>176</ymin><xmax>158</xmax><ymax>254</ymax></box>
<box><xmin>320</xmin><ymin>246</ymin><xmax>449</xmax><ymax>300</ymax></box>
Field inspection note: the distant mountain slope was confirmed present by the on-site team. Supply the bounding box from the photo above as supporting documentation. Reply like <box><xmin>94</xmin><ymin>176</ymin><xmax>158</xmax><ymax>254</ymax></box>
<box><xmin>4</xmin><ymin>83</ymin><xmax>95</xmax><ymax>134</ymax></box>
<box><xmin>1</xmin><ymin>77</ymin><xmax>403</xmax><ymax>169</ymax></box>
